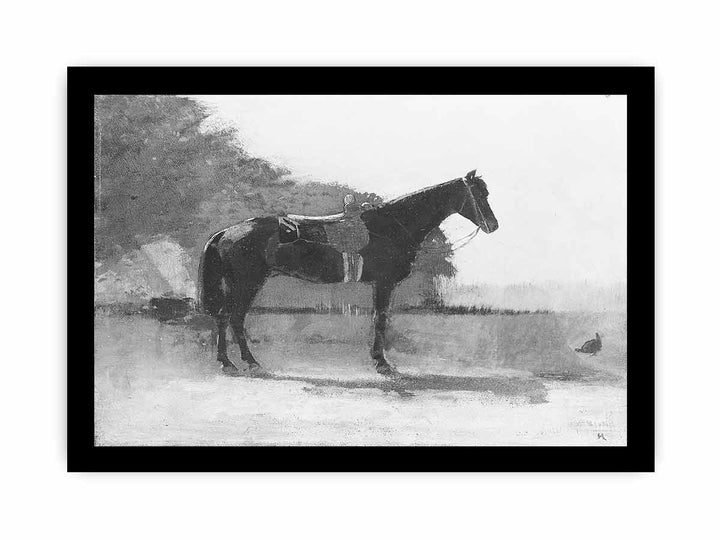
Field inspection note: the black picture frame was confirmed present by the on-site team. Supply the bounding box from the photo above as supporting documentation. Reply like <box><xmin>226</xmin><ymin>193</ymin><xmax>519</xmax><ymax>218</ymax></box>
<box><xmin>69</xmin><ymin>67</ymin><xmax>654</xmax><ymax>472</ymax></box>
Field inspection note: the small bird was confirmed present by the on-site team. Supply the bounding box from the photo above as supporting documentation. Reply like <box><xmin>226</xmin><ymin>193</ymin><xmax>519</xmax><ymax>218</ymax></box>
<box><xmin>575</xmin><ymin>332</ymin><xmax>602</xmax><ymax>356</ymax></box>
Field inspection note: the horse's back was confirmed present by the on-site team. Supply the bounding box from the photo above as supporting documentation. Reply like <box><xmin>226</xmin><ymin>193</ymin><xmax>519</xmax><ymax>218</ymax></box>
<box><xmin>212</xmin><ymin>217</ymin><xmax>275</xmax><ymax>253</ymax></box>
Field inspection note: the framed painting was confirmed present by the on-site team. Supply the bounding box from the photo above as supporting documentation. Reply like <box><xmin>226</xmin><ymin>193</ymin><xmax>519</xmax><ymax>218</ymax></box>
<box><xmin>68</xmin><ymin>67</ymin><xmax>654</xmax><ymax>471</ymax></box>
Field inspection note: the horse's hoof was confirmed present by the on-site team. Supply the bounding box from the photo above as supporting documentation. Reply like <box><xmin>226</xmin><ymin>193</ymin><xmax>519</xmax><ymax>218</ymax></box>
<box><xmin>245</xmin><ymin>363</ymin><xmax>269</xmax><ymax>377</ymax></box>
<box><xmin>376</xmin><ymin>363</ymin><xmax>399</xmax><ymax>377</ymax></box>
<box><xmin>222</xmin><ymin>364</ymin><xmax>240</xmax><ymax>377</ymax></box>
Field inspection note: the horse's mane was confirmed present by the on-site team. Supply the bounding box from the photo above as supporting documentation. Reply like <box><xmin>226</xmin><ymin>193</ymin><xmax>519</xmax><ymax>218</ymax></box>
<box><xmin>375</xmin><ymin>177</ymin><xmax>462</xmax><ymax>212</ymax></box>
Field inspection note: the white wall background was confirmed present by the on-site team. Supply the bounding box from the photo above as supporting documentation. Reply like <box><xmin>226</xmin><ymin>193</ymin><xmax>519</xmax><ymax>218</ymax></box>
<box><xmin>1</xmin><ymin>1</ymin><xmax>718</xmax><ymax>539</ymax></box>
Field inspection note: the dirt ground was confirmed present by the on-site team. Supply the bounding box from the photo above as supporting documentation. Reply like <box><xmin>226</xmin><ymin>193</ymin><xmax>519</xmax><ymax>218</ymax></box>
<box><xmin>94</xmin><ymin>311</ymin><xmax>627</xmax><ymax>446</ymax></box>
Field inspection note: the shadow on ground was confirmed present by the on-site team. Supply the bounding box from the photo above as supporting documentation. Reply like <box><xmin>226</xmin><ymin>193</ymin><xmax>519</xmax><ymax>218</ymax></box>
<box><xmin>238</xmin><ymin>370</ymin><xmax>549</xmax><ymax>403</ymax></box>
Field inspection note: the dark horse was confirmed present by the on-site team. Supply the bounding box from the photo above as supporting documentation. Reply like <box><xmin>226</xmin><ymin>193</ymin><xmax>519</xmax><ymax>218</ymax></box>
<box><xmin>197</xmin><ymin>170</ymin><xmax>498</xmax><ymax>376</ymax></box>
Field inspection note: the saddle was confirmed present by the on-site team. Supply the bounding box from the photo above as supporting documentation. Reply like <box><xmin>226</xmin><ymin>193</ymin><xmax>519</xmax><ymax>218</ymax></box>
<box><xmin>283</xmin><ymin>211</ymin><xmax>345</xmax><ymax>224</ymax></box>
<box><xmin>277</xmin><ymin>195</ymin><xmax>373</xmax><ymax>248</ymax></box>
<box><xmin>273</xmin><ymin>195</ymin><xmax>374</xmax><ymax>282</ymax></box>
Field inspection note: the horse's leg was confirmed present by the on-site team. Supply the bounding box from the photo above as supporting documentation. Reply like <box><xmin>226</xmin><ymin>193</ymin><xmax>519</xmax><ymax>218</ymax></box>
<box><xmin>229</xmin><ymin>276</ymin><xmax>267</xmax><ymax>372</ymax></box>
<box><xmin>372</xmin><ymin>280</ymin><xmax>397</xmax><ymax>375</ymax></box>
<box><xmin>216</xmin><ymin>312</ymin><xmax>239</xmax><ymax>375</ymax></box>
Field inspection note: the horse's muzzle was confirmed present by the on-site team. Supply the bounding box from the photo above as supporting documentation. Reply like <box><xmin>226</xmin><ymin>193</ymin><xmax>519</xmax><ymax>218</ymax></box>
<box><xmin>477</xmin><ymin>200</ymin><xmax>499</xmax><ymax>233</ymax></box>
<box><xmin>480</xmin><ymin>217</ymin><xmax>499</xmax><ymax>234</ymax></box>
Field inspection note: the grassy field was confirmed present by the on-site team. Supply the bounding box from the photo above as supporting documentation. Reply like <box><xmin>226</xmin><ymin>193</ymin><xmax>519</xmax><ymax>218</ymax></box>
<box><xmin>94</xmin><ymin>309</ymin><xmax>627</xmax><ymax>446</ymax></box>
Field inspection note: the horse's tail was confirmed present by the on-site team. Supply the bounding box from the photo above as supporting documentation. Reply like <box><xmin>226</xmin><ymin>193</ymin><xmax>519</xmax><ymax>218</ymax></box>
<box><xmin>197</xmin><ymin>229</ymin><xmax>226</xmax><ymax>316</ymax></box>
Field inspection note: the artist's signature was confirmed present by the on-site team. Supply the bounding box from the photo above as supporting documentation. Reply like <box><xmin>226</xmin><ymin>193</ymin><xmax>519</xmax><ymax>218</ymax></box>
<box><xmin>597</xmin><ymin>433</ymin><xmax>607</xmax><ymax>441</ymax></box>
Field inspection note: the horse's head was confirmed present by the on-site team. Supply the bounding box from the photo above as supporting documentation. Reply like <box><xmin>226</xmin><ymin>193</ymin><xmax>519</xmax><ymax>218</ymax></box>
<box><xmin>457</xmin><ymin>170</ymin><xmax>499</xmax><ymax>233</ymax></box>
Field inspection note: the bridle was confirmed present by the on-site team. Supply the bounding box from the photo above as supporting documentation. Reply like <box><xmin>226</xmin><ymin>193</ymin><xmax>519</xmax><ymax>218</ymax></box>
<box><xmin>386</xmin><ymin>177</ymin><xmax>487</xmax><ymax>254</ymax></box>
<box><xmin>458</xmin><ymin>177</ymin><xmax>489</xmax><ymax>236</ymax></box>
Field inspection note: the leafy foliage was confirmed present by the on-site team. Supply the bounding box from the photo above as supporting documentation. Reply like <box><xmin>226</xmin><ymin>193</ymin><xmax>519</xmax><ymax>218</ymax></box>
<box><xmin>94</xmin><ymin>95</ymin><xmax>455</xmax><ymax>298</ymax></box>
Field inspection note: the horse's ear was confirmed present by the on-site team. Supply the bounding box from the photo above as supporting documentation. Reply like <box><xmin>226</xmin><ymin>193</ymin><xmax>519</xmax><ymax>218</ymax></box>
<box><xmin>466</xmin><ymin>170</ymin><xmax>476</xmax><ymax>180</ymax></box>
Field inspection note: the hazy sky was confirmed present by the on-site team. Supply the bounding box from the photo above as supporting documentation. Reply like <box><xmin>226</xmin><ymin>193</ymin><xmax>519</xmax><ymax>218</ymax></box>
<box><xmin>194</xmin><ymin>95</ymin><xmax>627</xmax><ymax>285</ymax></box>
